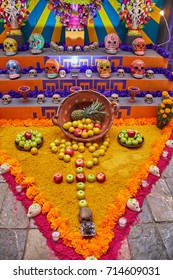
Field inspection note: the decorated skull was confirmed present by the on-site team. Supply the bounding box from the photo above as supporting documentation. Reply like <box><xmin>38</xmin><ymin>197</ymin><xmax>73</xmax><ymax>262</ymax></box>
<box><xmin>0</xmin><ymin>163</ymin><xmax>10</xmax><ymax>175</ymax></box>
<box><xmin>84</xmin><ymin>46</ymin><xmax>90</xmax><ymax>53</ymax></box>
<box><xmin>116</xmin><ymin>69</ymin><xmax>125</xmax><ymax>78</ymax></box>
<box><xmin>144</xmin><ymin>94</ymin><xmax>153</xmax><ymax>104</ymax></box>
<box><xmin>85</xmin><ymin>69</ymin><xmax>92</xmax><ymax>78</ymax></box>
<box><xmin>132</xmin><ymin>38</ymin><xmax>146</xmax><ymax>56</ymax></box>
<box><xmin>59</xmin><ymin>69</ymin><xmax>66</xmax><ymax>78</ymax></box>
<box><xmin>52</xmin><ymin>94</ymin><xmax>60</xmax><ymax>104</ymax></box>
<box><xmin>93</xmin><ymin>41</ymin><xmax>99</xmax><ymax>49</ymax></box>
<box><xmin>45</xmin><ymin>58</ymin><xmax>60</xmax><ymax>79</ymax></box>
<box><xmin>6</xmin><ymin>59</ymin><xmax>21</xmax><ymax>79</ymax></box>
<box><xmin>27</xmin><ymin>203</ymin><xmax>41</xmax><ymax>218</ymax></box>
<box><xmin>130</xmin><ymin>59</ymin><xmax>145</xmax><ymax>79</ymax></box>
<box><xmin>29</xmin><ymin>69</ymin><xmax>37</xmax><ymax>78</ymax></box>
<box><xmin>2</xmin><ymin>94</ymin><xmax>11</xmax><ymax>105</ymax></box>
<box><xmin>58</xmin><ymin>45</ymin><xmax>64</xmax><ymax>52</ymax></box>
<box><xmin>97</xmin><ymin>59</ymin><xmax>111</xmax><ymax>79</ymax></box>
<box><xmin>75</xmin><ymin>46</ymin><xmax>81</xmax><ymax>52</ymax></box>
<box><xmin>149</xmin><ymin>165</ymin><xmax>160</xmax><ymax>177</ymax></box>
<box><xmin>104</xmin><ymin>33</ymin><xmax>119</xmax><ymax>54</ymax></box>
<box><xmin>50</xmin><ymin>41</ymin><xmax>59</xmax><ymax>52</ymax></box>
<box><xmin>37</xmin><ymin>94</ymin><xmax>45</xmax><ymax>104</ymax></box>
<box><xmin>146</xmin><ymin>70</ymin><xmax>154</xmax><ymax>79</ymax></box>
<box><xmin>67</xmin><ymin>46</ymin><xmax>73</xmax><ymax>53</ymax></box>
<box><xmin>166</xmin><ymin>140</ymin><xmax>173</xmax><ymax>148</ymax></box>
<box><xmin>110</xmin><ymin>93</ymin><xmax>119</xmax><ymax>103</ymax></box>
<box><xmin>29</xmin><ymin>33</ymin><xmax>45</xmax><ymax>54</ymax></box>
<box><xmin>89</xmin><ymin>44</ymin><xmax>95</xmax><ymax>51</ymax></box>
<box><xmin>127</xmin><ymin>198</ymin><xmax>140</xmax><ymax>212</ymax></box>
<box><xmin>3</xmin><ymin>38</ymin><xmax>18</xmax><ymax>56</ymax></box>
<box><xmin>78</xmin><ymin>207</ymin><xmax>93</xmax><ymax>223</ymax></box>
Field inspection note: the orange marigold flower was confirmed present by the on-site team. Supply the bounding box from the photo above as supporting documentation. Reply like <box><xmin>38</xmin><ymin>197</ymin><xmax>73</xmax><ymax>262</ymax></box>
<box><xmin>171</xmin><ymin>108</ymin><xmax>173</xmax><ymax>113</ymax></box>
<box><xmin>163</xmin><ymin>99</ymin><xmax>168</xmax><ymax>104</ymax></box>
<box><xmin>160</xmin><ymin>109</ymin><xmax>165</xmax><ymax>114</ymax></box>
<box><xmin>163</xmin><ymin>114</ymin><xmax>167</xmax><ymax>118</ymax></box>
<box><xmin>161</xmin><ymin>104</ymin><xmax>165</xmax><ymax>108</ymax></box>
<box><xmin>162</xmin><ymin>91</ymin><xmax>169</xmax><ymax>97</ymax></box>
<box><xmin>165</xmin><ymin>108</ymin><xmax>171</xmax><ymax>114</ymax></box>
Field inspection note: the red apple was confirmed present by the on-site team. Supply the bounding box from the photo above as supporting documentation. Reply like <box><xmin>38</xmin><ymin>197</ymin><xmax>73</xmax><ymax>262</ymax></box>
<box><xmin>94</xmin><ymin>123</ymin><xmax>102</xmax><ymax>129</ymax></box>
<box><xmin>127</xmin><ymin>129</ymin><xmax>136</xmax><ymax>138</ymax></box>
<box><xmin>74</xmin><ymin>128</ymin><xmax>82</xmax><ymax>137</ymax></box>
<box><xmin>96</xmin><ymin>172</ymin><xmax>106</xmax><ymax>183</ymax></box>
<box><xmin>75</xmin><ymin>158</ymin><xmax>84</xmax><ymax>167</ymax></box>
<box><xmin>65</xmin><ymin>148</ymin><xmax>74</xmax><ymax>157</ymax></box>
<box><xmin>24</xmin><ymin>131</ymin><xmax>32</xmax><ymax>140</ymax></box>
<box><xmin>53</xmin><ymin>173</ymin><xmax>63</xmax><ymax>184</ymax></box>
<box><xmin>76</xmin><ymin>173</ymin><xmax>86</xmax><ymax>182</ymax></box>
<box><xmin>82</xmin><ymin>128</ymin><xmax>88</xmax><ymax>132</ymax></box>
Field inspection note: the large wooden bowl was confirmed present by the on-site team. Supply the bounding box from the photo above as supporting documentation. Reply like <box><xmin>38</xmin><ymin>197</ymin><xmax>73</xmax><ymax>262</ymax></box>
<box><xmin>52</xmin><ymin>90</ymin><xmax>119</xmax><ymax>142</ymax></box>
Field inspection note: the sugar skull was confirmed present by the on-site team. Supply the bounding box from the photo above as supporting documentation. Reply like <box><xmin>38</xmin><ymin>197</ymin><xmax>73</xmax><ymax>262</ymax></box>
<box><xmin>3</xmin><ymin>38</ymin><xmax>18</xmax><ymax>56</ymax></box>
<box><xmin>0</xmin><ymin>163</ymin><xmax>10</xmax><ymax>175</ymax></box>
<box><xmin>45</xmin><ymin>58</ymin><xmax>60</xmax><ymax>79</ymax></box>
<box><xmin>149</xmin><ymin>165</ymin><xmax>160</xmax><ymax>177</ymax></box>
<box><xmin>97</xmin><ymin>59</ymin><xmax>111</xmax><ymax>79</ymax></box>
<box><xmin>146</xmin><ymin>70</ymin><xmax>154</xmax><ymax>79</ymax></box>
<box><xmin>85</xmin><ymin>69</ymin><xmax>92</xmax><ymax>78</ymax></box>
<box><xmin>144</xmin><ymin>94</ymin><xmax>153</xmax><ymax>104</ymax></box>
<box><xmin>29</xmin><ymin>33</ymin><xmax>45</xmax><ymax>54</ymax></box>
<box><xmin>52</xmin><ymin>94</ymin><xmax>60</xmax><ymax>104</ymax></box>
<box><xmin>104</xmin><ymin>33</ymin><xmax>119</xmax><ymax>54</ymax></box>
<box><xmin>130</xmin><ymin>59</ymin><xmax>145</xmax><ymax>79</ymax></box>
<box><xmin>2</xmin><ymin>94</ymin><xmax>11</xmax><ymax>105</ymax></box>
<box><xmin>132</xmin><ymin>38</ymin><xmax>146</xmax><ymax>56</ymax></box>
<box><xmin>27</xmin><ymin>203</ymin><xmax>41</xmax><ymax>218</ymax></box>
<box><xmin>127</xmin><ymin>198</ymin><xmax>140</xmax><ymax>212</ymax></box>
<box><xmin>59</xmin><ymin>69</ymin><xmax>66</xmax><ymax>78</ymax></box>
<box><xmin>6</xmin><ymin>60</ymin><xmax>21</xmax><ymax>80</ymax></box>
<box><xmin>110</xmin><ymin>93</ymin><xmax>119</xmax><ymax>103</ymax></box>
<box><xmin>78</xmin><ymin>207</ymin><xmax>93</xmax><ymax>224</ymax></box>
<box><xmin>166</xmin><ymin>140</ymin><xmax>173</xmax><ymax>148</ymax></box>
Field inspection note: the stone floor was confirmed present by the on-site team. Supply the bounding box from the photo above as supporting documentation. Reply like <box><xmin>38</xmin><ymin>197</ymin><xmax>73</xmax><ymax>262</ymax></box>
<box><xmin>0</xmin><ymin>157</ymin><xmax>173</xmax><ymax>260</ymax></box>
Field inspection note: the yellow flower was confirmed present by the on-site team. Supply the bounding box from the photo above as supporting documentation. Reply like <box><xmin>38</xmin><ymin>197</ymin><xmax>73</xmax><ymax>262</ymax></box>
<box><xmin>162</xmin><ymin>91</ymin><xmax>169</xmax><ymax>97</ymax></box>
<box><xmin>171</xmin><ymin>108</ymin><xmax>173</xmax><ymax>114</ymax></box>
<box><xmin>163</xmin><ymin>99</ymin><xmax>168</xmax><ymax>104</ymax></box>
<box><xmin>160</xmin><ymin>109</ymin><xmax>165</xmax><ymax>114</ymax></box>
<box><xmin>165</xmin><ymin>108</ymin><xmax>171</xmax><ymax>114</ymax></box>
<box><xmin>163</xmin><ymin>114</ymin><xmax>167</xmax><ymax>118</ymax></box>
<box><xmin>161</xmin><ymin>104</ymin><xmax>165</xmax><ymax>108</ymax></box>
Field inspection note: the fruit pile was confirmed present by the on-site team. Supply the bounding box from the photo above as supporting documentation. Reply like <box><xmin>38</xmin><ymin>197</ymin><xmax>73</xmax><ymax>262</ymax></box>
<box><xmin>118</xmin><ymin>129</ymin><xmax>144</xmax><ymax>147</ymax></box>
<box><xmin>63</xmin><ymin>118</ymin><xmax>102</xmax><ymax>139</ymax></box>
<box><xmin>15</xmin><ymin>130</ymin><xmax>43</xmax><ymax>154</ymax></box>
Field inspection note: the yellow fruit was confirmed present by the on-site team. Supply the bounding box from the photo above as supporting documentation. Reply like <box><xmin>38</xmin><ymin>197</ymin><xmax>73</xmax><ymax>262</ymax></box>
<box><xmin>88</xmin><ymin>145</ymin><xmax>96</xmax><ymax>153</ymax></box>
<box><xmin>78</xmin><ymin>146</ymin><xmax>85</xmax><ymax>153</ymax></box>
<box><xmin>65</xmin><ymin>141</ymin><xmax>72</xmax><ymax>146</ymax></box>
<box><xmin>63</xmin><ymin>123</ymin><xmax>70</xmax><ymax>130</ymax></box>
<box><xmin>103</xmin><ymin>141</ymin><xmax>109</xmax><ymax>147</ymax></box>
<box><xmin>78</xmin><ymin>123</ymin><xmax>84</xmax><ymax>129</ymax></box>
<box><xmin>81</xmin><ymin>131</ymin><xmax>88</xmax><ymax>138</ymax></box>
<box><xmin>85</xmin><ymin>142</ymin><xmax>92</xmax><ymax>148</ymax></box>
<box><xmin>72</xmin><ymin>121</ymin><xmax>78</xmax><ymax>127</ymax></box>
<box><xmin>98</xmin><ymin>149</ymin><xmax>105</xmax><ymax>156</ymax></box>
<box><xmin>86</xmin><ymin>160</ymin><xmax>94</xmax><ymax>168</ymax></box>
<box><xmin>49</xmin><ymin>142</ymin><xmax>55</xmax><ymax>149</ymax></box>
<box><xmin>93</xmin><ymin>127</ymin><xmax>101</xmax><ymax>135</ymax></box>
<box><xmin>72</xmin><ymin>140</ymin><xmax>78</xmax><ymax>145</ymax></box>
<box><xmin>69</xmin><ymin>127</ymin><xmax>75</xmax><ymax>133</ymax></box>
<box><xmin>61</xmin><ymin>139</ymin><xmax>66</xmax><ymax>144</ymax></box>
<box><xmin>72</xmin><ymin>144</ymin><xmax>78</xmax><ymax>151</ymax></box>
<box><xmin>31</xmin><ymin>147</ymin><xmax>38</xmax><ymax>155</ymax></box>
<box><xmin>59</xmin><ymin>148</ymin><xmax>65</xmax><ymax>153</ymax></box>
<box><xmin>92</xmin><ymin>151</ymin><xmax>99</xmax><ymax>158</ymax></box>
<box><xmin>58</xmin><ymin>152</ymin><xmax>65</xmax><ymax>159</ymax></box>
<box><xmin>78</xmin><ymin>142</ymin><xmax>84</xmax><ymax>146</ymax></box>
<box><xmin>59</xmin><ymin>144</ymin><xmax>65</xmax><ymax>149</ymax></box>
<box><xmin>88</xmin><ymin>130</ymin><xmax>94</xmax><ymax>137</ymax></box>
<box><xmin>85</xmin><ymin>118</ymin><xmax>92</xmax><ymax>124</ymax></box>
<box><xmin>54</xmin><ymin>139</ymin><xmax>60</xmax><ymax>146</ymax></box>
<box><xmin>81</xmin><ymin>118</ymin><xmax>86</xmax><ymax>124</ymax></box>
<box><xmin>93</xmin><ymin>143</ymin><xmax>99</xmax><ymax>149</ymax></box>
<box><xmin>92</xmin><ymin>157</ymin><xmax>99</xmax><ymax>165</ymax></box>
<box><xmin>100</xmin><ymin>145</ymin><xmax>107</xmax><ymax>150</ymax></box>
<box><xmin>87</xmin><ymin>123</ymin><xmax>94</xmax><ymax>130</ymax></box>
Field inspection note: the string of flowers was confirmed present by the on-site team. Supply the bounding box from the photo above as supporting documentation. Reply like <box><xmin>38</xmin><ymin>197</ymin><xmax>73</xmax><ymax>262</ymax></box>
<box><xmin>156</xmin><ymin>91</ymin><xmax>173</xmax><ymax>129</ymax></box>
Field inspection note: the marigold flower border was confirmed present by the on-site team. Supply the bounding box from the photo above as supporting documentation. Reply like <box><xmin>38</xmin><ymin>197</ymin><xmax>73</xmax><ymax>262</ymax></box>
<box><xmin>0</xmin><ymin>117</ymin><xmax>173</xmax><ymax>260</ymax></box>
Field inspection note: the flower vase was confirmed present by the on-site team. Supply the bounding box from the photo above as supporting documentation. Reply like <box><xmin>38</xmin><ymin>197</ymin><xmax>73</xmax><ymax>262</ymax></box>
<box><xmin>128</xmin><ymin>21</ymin><xmax>141</xmax><ymax>36</ymax></box>
<box><xmin>9</xmin><ymin>18</ymin><xmax>22</xmax><ymax>35</ymax></box>
<box><xmin>18</xmin><ymin>86</ymin><xmax>30</xmax><ymax>102</ymax></box>
<box><xmin>128</xmin><ymin>86</ymin><xmax>140</xmax><ymax>102</ymax></box>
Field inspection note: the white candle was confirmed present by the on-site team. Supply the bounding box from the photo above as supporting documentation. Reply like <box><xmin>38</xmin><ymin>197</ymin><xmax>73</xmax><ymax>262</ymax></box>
<box><xmin>162</xmin><ymin>150</ymin><xmax>168</xmax><ymax>158</ymax></box>
<box><xmin>118</xmin><ymin>217</ymin><xmax>127</xmax><ymax>228</ymax></box>
<box><xmin>52</xmin><ymin>231</ymin><xmax>60</xmax><ymax>241</ymax></box>
<box><xmin>141</xmin><ymin>180</ymin><xmax>148</xmax><ymax>188</ymax></box>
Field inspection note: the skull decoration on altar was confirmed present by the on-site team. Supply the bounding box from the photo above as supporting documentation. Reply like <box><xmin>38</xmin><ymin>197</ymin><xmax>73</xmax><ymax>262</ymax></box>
<box><xmin>75</xmin><ymin>46</ymin><xmax>81</xmax><ymax>52</ymax></box>
<box><xmin>104</xmin><ymin>33</ymin><xmax>119</xmax><ymax>54</ymax></box>
<box><xmin>146</xmin><ymin>70</ymin><xmax>154</xmax><ymax>79</ymax></box>
<box><xmin>67</xmin><ymin>46</ymin><xmax>73</xmax><ymax>53</ymax></box>
<box><xmin>144</xmin><ymin>94</ymin><xmax>153</xmax><ymax>104</ymax></box>
<box><xmin>6</xmin><ymin>60</ymin><xmax>21</xmax><ymax>80</ymax></box>
<box><xmin>58</xmin><ymin>46</ymin><xmax>64</xmax><ymax>52</ymax></box>
<box><xmin>0</xmin><ymin>163</ymin><xmax>10</xmax><ymax>175</ymax></box>
<box><xmin>89</xmin><ymin>44</ymin><xmax>95</xmax><ymax>51</ymax></box>
<box><xmin>132</xmin><ymin>38</ymin><xmax>146</xmax><ymax>56</ymax></box>
<box><xmin>37</xmin><ymin>94</ymin><xmax>45</xmax><ymax>104</ymax></box>
<box><xmin>59</xmin><ymin>69</ymin><xmax>66</xmax><ymax>78</ymax></box>
<box><xmin>3</xmin><ymin>38</ymin><xmax>18</xmax><ymax>56</ymax></box>
<box><xmin>2</xmin><ymin>94</ymin><xmax>11</xmax><ymax>105</ymax></box>
<box><xmin>45</xmin><ymin>58</ymin><xmax>60</xmax><ymax>79</ymax></box>
<box><xmin>29</xmin><ymin>69</ymin><xmax>37</xmax><ymax>78</ymax></box>
<box><xmin>50</xmin><ymin>41</ymin><xmax>59</xmax><ymax>52</ymax></box>
<box><xmin>166</xmin><ymin>140</ymin><xmax>173</xmax><ymax>148</ymax></box>
<box><xmin>93</xmin><ymin>42</ymin><xmax>99</xmax><ymax>49</ymax></box>
<box><xmin>29</xmin><ymin>33</ymin><xmax>45</xmax><ymax>54</ymax></box>
<box><xmin>52</xmin><ymin>94</ymin><xmax>60</xmax><ymax>104</ymax></box>
<box><xmin>127</xmin><ymin>198</ymin><xmax>140</xmax><ymax>212</ymax></box>
<box><xmin>27</xmin><ymin>203</ymin><xmax>41</xmax><ymax>218</ymax></box>
<box><xmin>110</xmin><ymin>93</ymin><xmax>119</xmax><ymax>103</ymax></box>
<box><xmin>149</xmin><ymin>165</ymin><xmax>160</xmax><ymax>177</ymax></box>
<box><xmin>85</xmin><ymin>69</ymin><xmax>93</xmax><ymax>78</ymax></box>
<box><xmin>130</xmin><ymin>59</ymin><xmax>145</xmax><ymax>79</ymax></box>
<box><xmin>97</xmin><ymin>59</ymin><xmax>111</xmax><ymax>79</ymax></box>
<box><xmin>116</xmin><ymin>69</ymin><xmax>125</xmax><ymax>78</ymax></box>
<box><xmin>78</xmin><ymin>207</ymin><xmax>93</xmax><ymax>223</ymax></box>
<box><xmin>84</xmin><ymin>46</ymin><xmax>90</xmax><ymax>53</ymax></box>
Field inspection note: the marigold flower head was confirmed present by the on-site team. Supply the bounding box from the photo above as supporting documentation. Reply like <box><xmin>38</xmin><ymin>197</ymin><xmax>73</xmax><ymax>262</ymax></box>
<box><xmin>165</xmin><ymin>108</ymin><xmax>171</xmax><ymax>114</ymax></box>
<box><xmin>161</xmin><ymin>104</ymin><xmax>165</xmax><ymax>108</ymax></box>
<box><xmin>162</xmin><ymin>91</ymin><xmax>169</xmax><ymax>97</ymax></box>
<box><xmin>163</xmin><ymin>114</ymin><xmax>167</xmax><ymax>118</ymax></box>
<box><xmin>160</xmin><ymin>109</ymin><xmax>165</xmax><ymax>114</ymax></box>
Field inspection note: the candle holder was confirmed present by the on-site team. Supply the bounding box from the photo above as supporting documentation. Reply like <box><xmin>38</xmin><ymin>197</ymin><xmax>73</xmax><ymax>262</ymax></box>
<box><xmin>18</xmin><ymin>86</ymin><xmax>30</xmax><ymax>102</ymax></box>
<box><xmin>128</xmin><ymin>86</ymin><xmax>140</xmax><ymax>102</ymax></box>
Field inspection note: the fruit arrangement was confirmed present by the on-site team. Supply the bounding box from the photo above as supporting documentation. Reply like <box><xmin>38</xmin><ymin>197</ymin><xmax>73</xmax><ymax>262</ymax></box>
<box><xmin>118</xmin><ymin>129</ymin><xmax>144</xmax><ymax>148</ymax></box>
<box><xmin>15</xmin><ymin>130</ymin><xmax>43</xmax><ymax>154</ymax></box>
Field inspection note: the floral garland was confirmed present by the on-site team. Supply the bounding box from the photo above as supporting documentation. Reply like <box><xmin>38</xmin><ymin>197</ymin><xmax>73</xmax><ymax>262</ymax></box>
<box><xmin>0</xmin><ymin>117</ymin><xmax>173</xmax><ymax>259</ymax></box>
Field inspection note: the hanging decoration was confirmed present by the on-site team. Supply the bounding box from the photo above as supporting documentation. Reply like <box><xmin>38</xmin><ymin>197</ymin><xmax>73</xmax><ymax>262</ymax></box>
<box><xmin>118</xmin><ymin>0</ymin><xmax>155</xmax><ymax>35</ymax></box>
<box><xmin>0</xmin><ymin>0</ymin><xmax>30</xmax><ymax>35</ymax></box>
<box><xmin>46</xmin><ymin>0</ymin><xmax>103</xmax><ymax>30</ymax></box>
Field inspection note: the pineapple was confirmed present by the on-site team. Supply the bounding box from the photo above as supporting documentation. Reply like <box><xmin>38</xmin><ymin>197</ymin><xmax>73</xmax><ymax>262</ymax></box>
<box><xmin>71</xmin><ymin>100</ymin><xmax>106</xmax><ymax>121</ymax></box>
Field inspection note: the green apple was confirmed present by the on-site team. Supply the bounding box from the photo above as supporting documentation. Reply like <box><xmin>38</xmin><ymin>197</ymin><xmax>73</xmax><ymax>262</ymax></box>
<box><xmin>24</xmin><ymin>143</ymin><xmax>31</xmax><ymax>151</ymax></box>
<box><xmin>76</xmin><ymin>182</ymin><xmax>85</xmax><ymax>190</ymax></box>
<box><xmin>118</xmin><ymin>133</ymin><xmax>124</xmax><ymax>139</ymax></box>
<box><xmin>18</xmin><ymin>140</ymin><xmax>25</xmax><ymax>147</ymax></box>
<box><xmin>76</xmin><ymin>190</ymin><xmax>85</xmax><ymax>200</ymax></box>
<box><xmin>66</xmin><ymin>174</ymin><xmax>74</xmax><ymax>183</ymax></box>
<box><xmin>76</xmin><ymin>167</ymin><xmax>84</xmax><ymax>174</ymax></box>
<box><xmin>15</xmin><ymin>137</ymin><xmax>21</xmax><ymax>143</ymax></box>
<box><xmin>137</xmin><ymin>137</ymin><xmax>143</xmax><ymax>143</ymax></box>
<box><xmin>63</xmin><ymin>154</ymin><xmax>71</xmax><ymax>162</ymax></box>
<box><xmin>120</xmin><ymin>137</ymin><xmax>126</xmax><ymax>143</ymax></box>
<box><xmin>92</xmin><ymin>157</ymin><xmax>99</xmax><ymax>166</ymax></box>
<box><xmin>132</xmin><ymin>139</ymin><xmax>138</xmax><ymax>146</ymax></box>
<box><xmin>16</xmin><ymin>134</ymin><xmax>22</xmax><ymax>138</ymax></box>
<box><xmin>36</xmin><ymin>133</ymin><xmax>43</xmax><ymax>139</ymax></box>
<box><xmin>79</xmin><ymin>199</ymin><xmax>88</xmax><ymax>208</ymax></box>
<box><xmin>87</xmin><ymin>174</ymin><xmax>96</xmax><ymax>183</ymax></box>
<box><xmin>30</xmin><ymin>141</ymin><xmax>37</xmax><ymax>148</ymax></box>
<box><xmin>54</xmin><ymin>139</ymin><xmax>60</xmax><ymax>146</ymax></box>
<box><xmin>51</xmin><ymin>146</ymin><xmax>58</xmax><ymax>153</ymax></box>
<box><xmin>126</xmin><ymin>139</ymin><xmax>132</xmax><ymax>145</ymax></box>
<box><xmin>32</xmin><ymin>130</ymin><xmax>38</xmax><ymax>136</ymax></box>
<box><xmin>49</xmin><ymin>142</ymin><xmax>56</xmax><ymax>148</ymax></box>
<box><xmin>121</xmin><ymin>130</ymin><xmax>127</xmax><ymax>134</ymax></box>
<box><xmin>35</xmin><ymin>137</ymin><xmax>42</xmax><ymax>144</ymax></box>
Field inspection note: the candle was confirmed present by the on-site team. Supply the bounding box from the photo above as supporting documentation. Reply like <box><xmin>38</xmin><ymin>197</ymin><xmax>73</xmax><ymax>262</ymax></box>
<box><xmin>52</xmin><ymin>231</ymin><xmax>60</xmax><ymax>241</ymax></box>
<box><xmin>118</xmin><ymin>217</ymin><xmax>127</xmax><ymax>228</ymax></box>
<box><xmin>141</xmin><ymin>180</ymin><xmax>148</xmax><ymax>188</ymax></box>
<box><xmin>162</xmin><ymin>150</ymin><xmax>168</xmax><ymax>158</ymax></box>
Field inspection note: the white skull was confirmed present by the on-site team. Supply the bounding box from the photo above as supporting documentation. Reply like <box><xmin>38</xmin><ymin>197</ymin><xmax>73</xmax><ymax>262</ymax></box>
<box><xmin>0</xmin><ymin>163</ymin><xmax>10</xmax><ymax>174</ymax></box>
<box><xmin>67</xmin><ymin>46</ymin><xmax>73</xmax><ymax>53</ymax></box>
<box><xmin>75</xmin><ymin>46</ymin><xmax>81</xmax><ymax>52</ymax></box>
<box><xmin>27</xmin><ymin>203</ymin><xmax>41</xmax><ymax>218</ymax></box>
<box><xmin>93</xmin><ymin>42</ymin><xmax>99</xmax><ymax>49</ymax></box>
<box><xmin>149</xmin><ymin>165</ymin><xmax>160</xmax><ymax>177</ymax></box>
<box><xmin>144</xmin><ymin>94</ymin><xmax>153</xmax><ymax>104</ymax></box>
<box><xmin>29</xmin><ymin>69</ymin><xmax>37</xmax><ymax>78</ymax></box>
<box><xmin>166</xmin><ymin>140</ymin><xmax>173</xmax><ymax>148</ymax></box>
<box><xmin>127</xmin><ymin>198</ymin><xmax>140</xmax><ymax>212</ymax></box>
<box><xmin>84</xmin><ymin>46</ymin><xmax>90</xmax><ymax>53</ymax></box>
<box><xmin>59</xmin><ymin>69</ymin><xmax>66</xmax><ymax>78</ymax></box>
<box><xmin>85</xmin><ymin>69</ymin><xmax>92</xmax><ymax>78</ymax></box>
<box><xmin>50</xmin><ymin>41</ymin><xmax>59</xmax><ymax>52</ymax></box>
<box><xmin>110</xmin><ymin>93</ymin><xmax>119</xmax><ymax>102</ymax></box>
<box><xmin>146</xmin><ymin>70</ymin><xmax>154</xmax><ymax>79</ymax></box>
<box><xmin>37</xmin><ymin>94</ymin><xmax>45</xmax><ymax>104</ymax></box>
<box><xmin>58</xmin><ymin>46</ymin><xmax>64</xmax><ymax>52</ymax></box>
<box><xmin>2</xmin><ymin>94</ymin><xmax>11</xmax><ymax>105</ymax></box>
<box><xmin>52</xmin><ymin>94</ymin><xmax>60</xmax><ymax>104</ymax></box>
<box><xmin>116</xmin><ymin>69</ymin><xmax>125</xmax><ymax>78</ymax></box>
<box><xmin>89</xmin><ymin>44</ymin><xmax>95</xmax><ymax>51</ymax></box>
